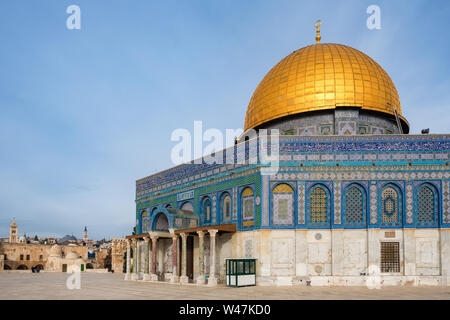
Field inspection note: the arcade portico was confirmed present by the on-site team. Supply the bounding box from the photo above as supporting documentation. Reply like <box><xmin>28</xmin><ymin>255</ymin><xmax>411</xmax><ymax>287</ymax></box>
<box><xmin>124</xmin><ymin>224</ymin><xmax>236</xmax><ymax>286</ymax></box>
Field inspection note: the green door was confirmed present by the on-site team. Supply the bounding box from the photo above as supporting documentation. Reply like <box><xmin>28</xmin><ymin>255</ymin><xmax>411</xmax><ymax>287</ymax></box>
<box><xmin>81</xmin><ymin>264</ymin><xmax>84</xmax><ymax>271</ymax></box>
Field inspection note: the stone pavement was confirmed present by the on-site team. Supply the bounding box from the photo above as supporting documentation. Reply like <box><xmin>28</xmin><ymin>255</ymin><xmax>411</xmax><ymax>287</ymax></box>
<box><xmin>1</xmin><ymin>272</ymin><xmax>450</xmax><ymax>300</ymax></box>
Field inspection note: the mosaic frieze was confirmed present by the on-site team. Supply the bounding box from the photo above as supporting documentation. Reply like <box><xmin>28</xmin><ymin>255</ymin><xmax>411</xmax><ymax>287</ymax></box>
<box><xmin>137</xmin><ymin>135</ymin><xmax>450</xmax><ymax>197</ymax></box>
<box><xmin>275</xmin><ymin>152</ymin><xmax>448</xmax><ymax>163</ymax></box>
<box><xmin>270</xmin><ymin>170</ymin><xmax>450</xmax><ymax>182</ymax></box>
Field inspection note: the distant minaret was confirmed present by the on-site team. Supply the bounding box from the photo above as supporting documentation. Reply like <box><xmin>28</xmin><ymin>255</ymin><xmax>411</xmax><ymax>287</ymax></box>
<box><xmin>83</xmin><ymin>226</ymin><xmax>88</xmax><ymax>242</ymax></box>
<box><xmin>9</xmin><ymin>219</ymin><xmax>18</xmax><ymax>243</ymax></box>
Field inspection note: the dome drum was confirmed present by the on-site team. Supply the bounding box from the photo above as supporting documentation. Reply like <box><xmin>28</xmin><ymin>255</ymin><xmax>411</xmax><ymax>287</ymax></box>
<box><xmin>256</xmin><ymin>107</ymin><xmax>408</xmax><ymax>136</ymax></box>
<box><xmin>245</xmin><ymin>43</ymin><xmax>409</xmax><ymax>135</ymax></box>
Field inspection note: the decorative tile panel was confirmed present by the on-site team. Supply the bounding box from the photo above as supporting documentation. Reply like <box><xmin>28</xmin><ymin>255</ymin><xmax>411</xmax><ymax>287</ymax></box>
<box><xmin>298</xmin><ymin>183</ymin><xmax>306</xmax><ymax>225</ymax></box>
<box><xmin>406</xmin><ymin>182</ymin><xmax>413</xmax><ymax>224</ymax></box>
<box><xmin>232</xmin><ymin>186</ymin><xmax>237</xmax><ymax>220</ymax></box>
<box><xmin>370</xmin><ymin>181</ymin><xmax>377</xmax><ymax>224</ymax></box>
<box><xmin>334</xmin><ymin>181</ymin><xmax>341</xmax><ymax>224</ymax></box>
<box><xmin>444</xmin><ymin>181</ymin><xmax>450</xmax><ymax>224</ymax></box>
<box><xmin>262</xmin><ymin>176</ymin><xmax>269</xmax><ymax>226</ymax></box>
<box><xmin>272</xmin><ymin>193</ymin><xmax>294</xmax><ymax>226</ymax></box>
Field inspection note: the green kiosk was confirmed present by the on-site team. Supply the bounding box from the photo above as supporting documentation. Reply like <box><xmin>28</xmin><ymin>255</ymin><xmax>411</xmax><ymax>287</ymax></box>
<box><xmin>226</xmin><ymin>259</ymin><xmax>256</xmax><ymax>287</ymax></box>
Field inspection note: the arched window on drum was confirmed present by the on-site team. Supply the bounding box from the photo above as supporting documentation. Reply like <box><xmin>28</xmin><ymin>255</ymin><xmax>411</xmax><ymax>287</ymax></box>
<box><xmin>271</xmin><ymin>183</ymin><xmax>295</xmax><ymax>226</ymax></box>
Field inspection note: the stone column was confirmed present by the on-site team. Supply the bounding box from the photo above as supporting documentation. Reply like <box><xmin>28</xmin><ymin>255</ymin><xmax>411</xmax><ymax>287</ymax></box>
<box><xmin>196</xmin><ymin>231</ymin><xmax>205</xmax><ymax>284</ymax></box>
<box><xmin>180</xmin><ymin>233</ymin><xmax>189</xmax><ymax>284</ymax></box>
<box><xmin>131</xmin><ymin>239</ymin><xmax>138</xmax><ymax>280</ymax></box>
<box><xmin>208</xmin><ymin>229</ymin><xmax>218</xmax><ymax>286</ymax></box>
<box><xmin>143</xmin><ymin>237</ymin><xmax>150</xmax><ymax>280</ymax></box>
<box><xmin>137</xmin><ymin>240</ymin><xmax>141</xmax><ymax>279</ymax></box>
<box><xmin>124</xmin><ymin>239</ymin><xmax>131</xmax><ymax>280</ymax></box>
<box><xmin>151</xmin><ymin>236</ymin><xmax>159</xmax><ymax>281</ymax></box>
<box><xmin>170</xmin><ymin>235</ymin><xmax>179</xmax><ymax>283</ymax></box>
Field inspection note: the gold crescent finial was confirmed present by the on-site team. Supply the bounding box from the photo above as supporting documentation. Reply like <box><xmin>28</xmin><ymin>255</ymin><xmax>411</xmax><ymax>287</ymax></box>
<box><xmin>315</xmin><ymin>19</ymin><xmax>322</xmax><ymax>44</ymax></box>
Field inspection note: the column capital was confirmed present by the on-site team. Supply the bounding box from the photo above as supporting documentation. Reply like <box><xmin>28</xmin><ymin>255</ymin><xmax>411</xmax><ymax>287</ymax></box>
<box><xmin>197</xmin><ymin>230</ymin><xmax>205</xmax><ymax>238</ymax></box>
<box><xmin>208</xmin><ymin>229</ymin><xmax>219</xmax><ymax>237</ymax></box>
<box><xmin>131</xmin><ymin>238</ymin><xmax>137</xmax><ymax>244</ymax></box>
<box><xmin>171</xmin><ymin>234</ymin><xmax>178</xmax><ymax>240</ymax></box>
<box><xmin>150</xmin><ymin>236</ymin><xmax>159</xmax><ymax>241</ymax></box>
<box><xmin>144</xmin><ymin>237</ymin><xmax>150</xmax><ymax>243</ymax></box>
<box><xmin>180</xmin><ymin>232</ymin><xmax>187</xmax><ymax>239</ymax></box>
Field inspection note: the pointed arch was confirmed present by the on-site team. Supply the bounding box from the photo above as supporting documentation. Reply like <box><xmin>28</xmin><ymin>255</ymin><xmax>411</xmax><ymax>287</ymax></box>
<box><xmin>271</xmin><ymin>183</ymin><xmax>295</xmax><ymax>226</ymax></box>
<box><xmin>220</xmin><ymin>192</ymin><xmax>232</xmax><ymax>223</ymax></box>
<box><xmin>240</xmin><ymin>187</ymin><xmax>255</xmax><ymax>223</ymax></box>
<box><xmin>201</xmin><ymin>196</ymin><xmax>212</xmax><ymax>225</ymax></box>
<box><xmin>344</xmin><ymin>183</ymin><xmax>367</xmax><ymax>226</ymax></box>
<box><xmin>307</xmin><ymin>184</ymin><xmax>331</xmax><ymax>226</ymax></box>
<box><xmin>380</xmin><ymin>183</ymin><xmax>403</xmax><ymax>226</ymax></box>
<box><xmin>152</xmin><ymin>212</ymin><xmax>169</xmax><ymax>232</ymax></box>
<box><xmin>416</xmin><ymin>183</ymin><xmax>439</xmax><ymax>225</ymax></box>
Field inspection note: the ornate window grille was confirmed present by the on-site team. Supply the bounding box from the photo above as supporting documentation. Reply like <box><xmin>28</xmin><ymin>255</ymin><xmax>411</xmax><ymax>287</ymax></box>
<box><xmin>380</xmin><ymin>242</ymin><xmax>400</xmax><ymax>273</ymax></box>
<box><xmin>344</xmin><ymin>184</ymin><xmax>366</xmax><ymax>224</ymax></box>
<box><xmin>417</xmin><ymin>185</ymin><xmax>437</xmax><ymax>224</ymax></box>
<box><xmin>309</xmin><ymin>186</ymin><xmax>328</xmax><ymax>224</ymax></box>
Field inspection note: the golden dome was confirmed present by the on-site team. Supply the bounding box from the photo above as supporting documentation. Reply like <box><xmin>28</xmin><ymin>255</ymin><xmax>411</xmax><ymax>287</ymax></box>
<box><xmin>244</xmin><ymin>43</ymin><xmax>408</xmax><ymax>131</ymax></box>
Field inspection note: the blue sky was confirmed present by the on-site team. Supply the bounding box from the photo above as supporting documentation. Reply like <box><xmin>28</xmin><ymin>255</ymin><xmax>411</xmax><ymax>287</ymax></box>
<box><xmin>0</xmin><ymin>0</ymin><xmax>449</xmax><ymax>240</ymax></box>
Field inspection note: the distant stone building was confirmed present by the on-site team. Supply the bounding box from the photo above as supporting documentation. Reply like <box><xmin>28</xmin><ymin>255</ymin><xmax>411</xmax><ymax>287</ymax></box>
<box><xmin>1</xmin><ymin>219</ymin><xmax>95</xmax><ymax>272</ymax></box>
<box><xmin>0</xmin><ymin>242</ymin><xmax>88</xmax><ymax>271</ymax></box>
<box><xmin>45</xmin><ymin>244</ymin><xmax>87</xmax><ymax>272</ymax></box>
<box><xmin>94</xmin><ymin>246</ymin><xmax>112</xmax><ymax>271</ymax></box>
<box><xmin>111</xmin><ymin>238</ymin><xmax>127</xmax><ymax>273</ymax></box>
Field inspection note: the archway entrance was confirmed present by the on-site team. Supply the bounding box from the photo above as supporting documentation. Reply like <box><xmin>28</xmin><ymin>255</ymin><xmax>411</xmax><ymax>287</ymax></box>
<box><xmin>17</xmin><ymin>265</ymin><xmax>28</xmax><ymax>270</ymax></box>
<box><xmin>153</xmin><ymin>212</ymin><xmax>169</xmax><ymax>232</ymax></box>
<box><xmin>34</xmin><ymin>264</ymin><xmax>44</xmax><ymax>271</ymax></box>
